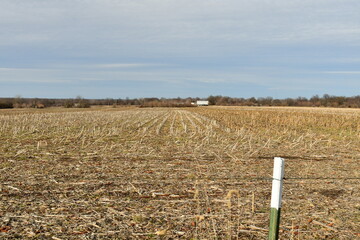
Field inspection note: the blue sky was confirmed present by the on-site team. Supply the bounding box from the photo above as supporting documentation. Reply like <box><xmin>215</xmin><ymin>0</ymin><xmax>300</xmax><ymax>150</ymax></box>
<box><xmin>1</xmin><ymin>0</ymin><xmax>360</xmax><ymax>99</ymax></box>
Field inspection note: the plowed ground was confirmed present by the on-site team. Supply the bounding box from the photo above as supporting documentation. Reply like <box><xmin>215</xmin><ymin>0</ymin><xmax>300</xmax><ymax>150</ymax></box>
<box><xmin>0</xmin><ymin>106</ymin><xmax>359</xmax><ymax>239</ymax></box>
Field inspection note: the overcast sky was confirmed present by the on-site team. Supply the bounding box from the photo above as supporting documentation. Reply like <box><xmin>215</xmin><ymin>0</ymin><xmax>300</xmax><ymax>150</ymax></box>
<box><xmin>1</xmin><ymin>0</ymin><xmax>360</xmax><ymax>99</ymax></box>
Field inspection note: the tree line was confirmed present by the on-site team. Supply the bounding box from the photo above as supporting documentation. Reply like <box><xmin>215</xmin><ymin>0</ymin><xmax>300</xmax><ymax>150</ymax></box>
<box><xmin>206</xmin><ymin>94</ymin><xmax>360</xmax><ymax>108</ymax></box>
<box><xmin>1</xmin><ymin>94</ymin><xmax>360</xmax><ymax>109</ymax></box>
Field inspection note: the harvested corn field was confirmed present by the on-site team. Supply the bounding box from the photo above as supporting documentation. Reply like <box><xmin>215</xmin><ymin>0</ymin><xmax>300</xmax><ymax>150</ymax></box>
<box><xmin>0</xmin><ymin>106</ymin><xmax>359</xmax><ymax>239</ymax></box>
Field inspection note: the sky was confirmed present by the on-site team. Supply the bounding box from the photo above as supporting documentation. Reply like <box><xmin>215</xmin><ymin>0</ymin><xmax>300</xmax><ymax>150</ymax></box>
<box><xmin>1</xmin><ymin>0</ymin><xmax>360</xmax><ymax>99</ymax></box>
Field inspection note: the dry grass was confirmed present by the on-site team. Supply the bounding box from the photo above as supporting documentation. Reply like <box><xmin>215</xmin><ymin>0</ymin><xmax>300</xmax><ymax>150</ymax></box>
<box><xmin>0</xmin><ymin>106</ymin><xmax>359</xmax><ymax>239</ymax></box>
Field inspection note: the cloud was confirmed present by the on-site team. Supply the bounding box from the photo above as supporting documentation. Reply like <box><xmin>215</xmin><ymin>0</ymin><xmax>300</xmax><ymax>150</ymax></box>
<box><xmin>93</xmin><ymin>63</ymin><xmax>167</xmax><ymax>68</ymax></box>
<box><xmin>0</xmin><ymin>64</ymin><xmax>262</xmax><ymax>85</ymax></box>
<box><xmin>1</xmin><ymin>0</ymin><xmax>359</xmax><ymax>51</ymax></box>
<box><xmin>1</xmin><ymin>1</ymin><xmax>360</xmax><ymax>98</ymax></box>
<box><xmin>268</xmin><ymin>86</ymin><xmax>315</xmax><ymax>91</ymax></box>
<box><xmin>0</xmin><ymin>67</ymin><xmax>69</xmax><ymax>83</ymax></box>
<box><xmin>322</xmin><ymin>71</ymin><xmax>360</xmax><ymax>74</ymax></box>
<box><xmin>0</xmin><ymin>67</ymin><xmax>48</xmax><ymax>72</ymax></box>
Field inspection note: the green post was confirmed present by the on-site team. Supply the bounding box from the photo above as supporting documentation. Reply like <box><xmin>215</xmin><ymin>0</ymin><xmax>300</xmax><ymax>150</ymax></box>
<box><xmin>268</xmin><ymin>157</ymin><xmax>285</xmax><ymax>240</ymax></box>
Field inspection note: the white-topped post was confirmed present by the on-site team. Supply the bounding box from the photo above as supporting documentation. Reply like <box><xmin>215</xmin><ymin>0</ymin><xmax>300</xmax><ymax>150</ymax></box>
<box><xmin>268</xmin><ymin>157</ymin><xmax>285</xmax><ymax>240</ymax></box>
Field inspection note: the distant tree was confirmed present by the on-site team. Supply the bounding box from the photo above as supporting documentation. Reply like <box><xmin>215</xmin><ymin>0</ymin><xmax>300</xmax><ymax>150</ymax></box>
<box><xmin>258</xmin><ymin>97</ymin><xmax>273</xmax><ymax>106</ymax></box>
<box><xmin>285</xmin><ymin>98</ymin><xmax>295</xmax><ymax>106</ymax></box>
<box><xmin>105</xmin><ymin>98</ymin><xmax>115</xmax><ymax>105</ymax></box>
<box><xmin>75</xmin><ymin>96</ymin><xmax>90</xmax><ymax>108</ymax></box>
<box><xmin>207</xmin><ymin>95</ymin><xmax>217</xmax><ymax>105</ymax></box>
<box><xmin>13</xmin><ymin>95</ymin><xmax>25</xmax><ymax>108</ymax></box>
<box><xmin>0</xmin><ymin>99</ymin><xmax>13</xmax><ymax>108</ymax></box>
<box><xmin>63</xmin><ymin>99</ymin><xmax>75</xmax><ymax>108</ymax></box>
<box><xmin>248</xmin><ymin>97</ymin><xmax>258</xmax><ymax>106</ymax></box>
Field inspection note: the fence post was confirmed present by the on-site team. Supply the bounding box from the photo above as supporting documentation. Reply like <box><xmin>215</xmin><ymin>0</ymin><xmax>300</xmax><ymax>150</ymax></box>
<box><xmin>268</xmin><ymin>157</ymin><xmax>285</xmax><ymax>240</ymax></box>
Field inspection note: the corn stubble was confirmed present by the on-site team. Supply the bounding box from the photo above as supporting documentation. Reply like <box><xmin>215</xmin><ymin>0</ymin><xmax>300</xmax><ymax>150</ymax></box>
<box><xmin>0</xmin><ymin>106</ymin><xmax>359</xmax><ymax>239</ymax></box>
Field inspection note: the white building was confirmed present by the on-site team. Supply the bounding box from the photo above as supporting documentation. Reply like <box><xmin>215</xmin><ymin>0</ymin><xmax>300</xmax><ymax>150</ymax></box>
<box><xmin>196</xmin><ymin>100</ymin><xmax>209</xmax><ymax>106</ymax></box>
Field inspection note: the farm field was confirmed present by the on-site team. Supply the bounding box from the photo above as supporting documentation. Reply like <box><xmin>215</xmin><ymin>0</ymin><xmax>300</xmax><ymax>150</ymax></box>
<box><xmin>0</xmin><ymin>106</ymin><xmax>359</xmax><ymax>239</ymax></box>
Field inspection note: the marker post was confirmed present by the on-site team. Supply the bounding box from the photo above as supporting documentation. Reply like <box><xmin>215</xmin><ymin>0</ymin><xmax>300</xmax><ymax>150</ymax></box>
<box><xmin>268</xmin><ymin>157</ymin><xmax>285</xmax><ymax>240</ymax></box>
